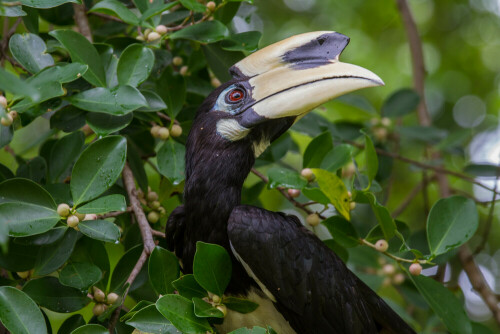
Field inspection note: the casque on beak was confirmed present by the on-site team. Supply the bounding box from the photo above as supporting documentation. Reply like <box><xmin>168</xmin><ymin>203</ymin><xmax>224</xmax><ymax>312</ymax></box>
<box><xmin>229</xmin><ymin>31</ymin><xmax>384</xmax><ymax>128</ymax></box>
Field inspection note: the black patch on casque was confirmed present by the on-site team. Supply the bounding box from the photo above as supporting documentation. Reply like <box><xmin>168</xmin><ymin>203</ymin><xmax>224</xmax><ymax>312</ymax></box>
<box><xmin>282</xmin><ymin>32</ymin><xmax>350</xmax><ymax>69</ymax></box>
<box><xmin>238</xmin><ymin>108</ymin><xmax>267</xmax><ymax>128</ymax></box>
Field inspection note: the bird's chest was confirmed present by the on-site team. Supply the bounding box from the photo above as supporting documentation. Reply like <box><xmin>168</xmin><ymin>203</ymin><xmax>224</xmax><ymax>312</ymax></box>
<box><xmin>215</xmin><ymin>288</ymin><xmax>296</xmax><ymax>334</ymax></box>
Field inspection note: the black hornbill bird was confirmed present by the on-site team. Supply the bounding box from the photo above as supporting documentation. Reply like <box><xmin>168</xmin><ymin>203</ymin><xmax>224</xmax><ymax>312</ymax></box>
<box><xmin>166</xmin><ymin>31</ymin><xmax>416</xmax><ymax>334</ymax></box>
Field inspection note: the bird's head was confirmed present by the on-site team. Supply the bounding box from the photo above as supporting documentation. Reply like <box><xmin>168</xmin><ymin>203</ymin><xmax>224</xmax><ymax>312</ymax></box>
<box><xmin>191</xmin><ymin>31</ymin><xmax>383</xmax><ymax>157</ymax></box>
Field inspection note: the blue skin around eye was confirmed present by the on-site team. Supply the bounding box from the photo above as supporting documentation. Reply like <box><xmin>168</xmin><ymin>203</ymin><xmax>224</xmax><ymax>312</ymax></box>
<box><xmin>214</xmin><ymin>85</ymin><xmax>243</xmax><ymax>115</ymax></box>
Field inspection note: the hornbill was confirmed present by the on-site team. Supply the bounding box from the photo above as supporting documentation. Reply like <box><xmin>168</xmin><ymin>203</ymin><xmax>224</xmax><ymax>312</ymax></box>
<box><xmin>166</xmin><ymin>31</ymin><xmax>416</xmax><ymax>334</ymax></box>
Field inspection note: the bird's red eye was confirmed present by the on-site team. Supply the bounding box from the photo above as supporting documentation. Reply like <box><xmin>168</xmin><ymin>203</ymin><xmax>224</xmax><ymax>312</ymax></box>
<box><xmin>227</xmin><ymin>89</ymin><xmax>245</xmax><ymax>103</ymax></box>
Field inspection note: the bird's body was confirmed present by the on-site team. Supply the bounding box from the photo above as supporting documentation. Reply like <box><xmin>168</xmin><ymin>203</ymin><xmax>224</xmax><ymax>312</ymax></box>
<box><xmin>166</xmin><ymin>31</ymin><xmax>416</xmax><ymax>333</ymax></box>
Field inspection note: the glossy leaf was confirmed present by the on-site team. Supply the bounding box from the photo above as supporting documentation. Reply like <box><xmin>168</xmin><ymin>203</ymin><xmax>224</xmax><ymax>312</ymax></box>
<box><xmin>0</xmin><ymin>177</ymin><xmax>56</xmax><ymax>207</ymax></box>
<box><xmin>117</xmin><ymin>44</ymin><xmax>154</xmax><ymax>87</ymax></box>
<box><xmin>71</xmin><ymin>136</ymin><xmax>127</xmax><ymax>205</ymax></box>
<box><xmin>33</xmin><ymin>228</ymin><xmax>78</xmax><ymax>275</ymax></box>
<box><xmin>202</xmin><ymin>43</ymin><xmax>244</xmax><ymax>82</ymax></box>
<box><xmin>322</xmin><ymin>216</ymin><xmax>359</xmax><ymax>248</ymax></box>
<box><xmin>171</xmin><ymin>20</ymin><xmax>229</xmax><ymax>43</ymax></box>
<box><xmin>78</xmin><ymin>219</ymin><xmax>121</xmax><ymax>243</ymax></box>
<box><xmin>354</xmin><ymin>191</ymin><xmax>396</xmax><ymax>240</ymax></box>
<box><xmin>9</xmin><ymin>33</ymin><xmax>54</xmax><ymax>73</ymax></box>
<box><xmin>193</xmin><ymin>297</ymin><xmax>224</xmax><ymax>318</ymax></box>
<box><xmin>381</xmin><ymin>88</ymin><xmax>420</xmax><ymax>118</ymax></box>
<box><xmin>49</xmin><ymin>29</ymin><xmax>106</xmax><ymax>87</ymax></box>
<box><xmin>221</xmin><ymin>31</ymin><xmax>261</xmax><ymax>52</ymax></box>
<box><xmin>303</xmin><ymin>132</ymin><xmax>333</xmax><ymax>168</ymax></box>
<box><xmin>157</xmin><ymin>140</ymin><xmax>185</xmax><ymax>185</ymax></box>
<box><xmin>148</xmin><ymin>246</ymin><xmax>180</xmax><ymax>295</ymax></box>
<box><xmin>126</xmin><ymin>304</ymin><xmax>177</xmax><ymax>333</ymax></box>
<box><xmin>179</xmin><ymin>0</ymin><xmax>206</xmax><ymax>12</ymax></box>
<box><xmin>223</xmin><ymin>296</ymin><xmax>259</xmax><ymax>314</ymax></box>
<box><xmin>58</xmin><ymin>314</ymin><xmax>85</xmax><ymax>334</ymax></box>
<box><xmin>156</xmin><ymin>294</ymin><xmax>212</xmax><ymax>333</ymax></box>
<box><xmin>23</xmin><ymin>276</ymin><xmax>90</xmax><ymax>313</ymax></box>
<box><xmin>19</xmin><ymin>0</ymin><xmax>80</xmax><ymax>8</ymax></box>
<box><xmin>48</xmin><ymin>131</ymin><xmax>85</xmax><ymax>183</ymax></box>
<box><xmin>139</xmin><ymin>1</ymin><xmax>179</xmax><ymax>22</ymax></box>
<box><xmin>157</xmin><ymin>69</ymin><xmax>186</xmax><ymax>118</ymax></box>
<box><xmin>301</xmin><ymin>187</ymin><xmax>330</xmax><ymax>205</ymax></box>
<box><xmin>427</xmin><ymin>196</ymin><xmax>478</xmax><ymax>256</ymax></box>
<box><xmin>228</xmin><ymin>327</ymin><xmax>267</xmax><ymax>334</ymax></box>
<box><xmin>110</xmin><ymin>245</ymin><xmax>143</xmax><ymax>292</ymax></box>
<box><xmin>267</xmin><ymin>167</ymin><xmax>307</xmax><ymax>190</ymax></box>
<box><xmin>320</xmin><ymin>144</ymin><xmax>354</xmax><ymax>172</ymax></box>
<box><xmin>0</xmin><ymin>67</ymin><xmax>39</xmax><ymax>100</ymax></box>
<box><xmin>172</xmin><ymin>274</ymin><xmax>207</xmax><ymax>300</ymax></box>
<box><xmin>193</xmin><ymin>241</ymin><xmax>232</xmax><ymax>296</ymax></box>
<box><xmin>70</xmin><ymin>238</ymin><xmax>110</xmax><ymax>291</ymax></box>
<box><xmin>0</xmin><ymin>202</ymin><xmax>59</xmax><ymax>237</ymax></box>
<box><xmin>70</xmin><ymin>324</ymin><xmax>108</xmax><ymax>334</ymax></box>
<box><xmin>408</xmin><ymin>273</ymin><xmax>471</xmax><ymax>334</ymax></box>
<box><xmin>311</xmin><ymin>169</ymin><xmax>350</xmax><ymax>220</ymax></box>
<box><xmin>70</xmin><ymin>86</ymin><xmax>147</xmax><ymax>115</ymax></box>
<box><xmin>50</xmin><ymin>106</ymin><xmax>87</xmax><ymax>133</ymax></box>
<box><xmin>59</xmin><ymin>262</ymin><xmax>102</xmax><ymax>290</ymax></box>
<box><xmin>77</xmin><ymin>194</ymin><xmax>126</xmax><ymax>214</ymax></box>
<box><xmin>0</xmin><ymin>286</ymin><xmax>47</xmax><ymax>334</ymax></box>
<box><xmin>464</xmin><ymin>163</ymin><xmax>500</xmax><ymax>178</ymax></box>
<box><xmin>85</xmin><ymin>112</ymin><xmax>133</xmax><ymax>136</ymax></box>
<box><xmin>138</xmin><ymin>90</ymin><xmax>167</xmax><ymax>112</ymax></box>
<box><xmin>89</xmin><ymin>0</ymin><xmax>140</xmax><ymax>26</ymax></box>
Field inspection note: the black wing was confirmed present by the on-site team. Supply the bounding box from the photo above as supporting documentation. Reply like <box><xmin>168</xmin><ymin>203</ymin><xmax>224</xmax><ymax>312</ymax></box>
<box><xmin>227</xmin><ymin>205</ymin><xmax>416</xmax><ymax>334</ymax></box>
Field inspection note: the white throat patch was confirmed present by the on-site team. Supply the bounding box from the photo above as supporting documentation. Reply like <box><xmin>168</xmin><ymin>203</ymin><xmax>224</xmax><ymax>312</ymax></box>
<box><xmin>216</xmin><ymin>119</ymin><xmax>250</xmax><ymax>141</ymax></box>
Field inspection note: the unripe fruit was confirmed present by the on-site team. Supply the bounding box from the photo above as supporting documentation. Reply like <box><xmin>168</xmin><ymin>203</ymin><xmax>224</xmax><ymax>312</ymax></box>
<box><xmin>381</xmin><ymin>117</ymin><xmax>392</xmax><ymax>127</ymax></box>
<box><xmin>393</xmin><ymin>273</ymin><xmax>405</xmax><ymax>285</ymax></box>
<box><xmin>206</xmin><ymin>1</ymin><xmax>216</xmax><ymax>11</ymax></box>
<box><xmin>172</xmin><ymin>56</ymin><xmax>183</xmax><ymax>66</ymax></box>
<box><xmin>57</xmin><ymin>203</ymin><xmax>71</xmax><ymax>217</ymax></box>
<box><xmin>342</xmin><ymin>162</ymin><xmax>356</xmax><ymax>179</ymax></box>
<box><xmin>84</xmin><ymin>214</ymin><xmax>97</xmax><ymax>221</ymax></box>
<box><xmin>212</xmin><ymin>294</ymin><xmax>221</xmax><ymax>304</ymax></box>
<box><xmin>170</xmin><ymin>124</ymin><xmax>183</xmax><ymax>137</ymax></box>
<box><xmin>216</xmin><ymin>305</ymin><xmax>227</xmax><ymax>317</ymax></box>
<box><xmin>143</xmin><ymin>28</ymin><xmax>152</xmax><ymax>38</ymax></box>
<box><xmin>106</xmin><ymin>292</ymin><xmax>119</xmax><ymax>304</ymax></box>
<box><xmin>306</xmin><ymin>213</ymin><xmax>320</xmax><ymax>227</ymax></box>
<box><xmin>17</xmin><ymin>271</ymin><xmax>30</xmax><ymax>279</ymax></box>
<box><xmin>148</xmin><ymin>211</ymin><xmax>160</xmax><ymax>224</ymax></box>
<box><xmin>370</xmin><ymin>118</ymin><xmax>379</xmax><ymax>126</ymax></box>
<box><xmin>150</xmin><ymin>125</ymin><xmax>161</xmax><ymax>138</ymax></box>
<box><xmin>375</xmin><ymin>239</ymin><xmax>389</xmax><ymax>252</ymax></box>
<box><xmin>92</xmin><ymin>303</ymin><xmax>106</xmax><ymax>316</ymax></box>
<box><xmin>158</xmin><ymin>207</ymin><xmax>166</xmax><ymax>215</ymax></box>
<box><xmin>93</xmin><ymin>288</ymin><xmax>106</xmax><ymax>302</ymax></box>
<box><xmin>211</xmin><ymin>77</ymin><xmax>221</xmax><ymax>87</ymax></box>
<box><xmin>301</xmin><ymin>168</ymin><xmax>314</xmax><ymax>181</ymax></box>
<box><xmin>382</xmin><ymin>264</ymin><xmax>396</xmax><ymax>276</ymax></box>
<box><xmin>75</xmin><ymin>212</ymin><xmax>86</xmax><ymax>221</ymax></box>
<box><xmin>155</xmin><ymin>25</ymin><xmax>168</xmax><ymax>35</ymax></box>
<box><xmin>150</xmin><ymin>200</ymin><xmax>161</xmax><ymax>210</ymax></box>
<box><xmin>67</xmin><ymin>215</ymin><xmax>79</xmax><ymax>228</ymax></box>
<box><xmin>136</xmin><ymin>35</ymin><xmax>145</xmax><ymax>41</ymax></box>
<box><xmin>373</xmin><ymin>127</ymin><xmax>388</xmax><ymax>142</ymax></box>
<box><xmin>409</xmin><ymin>263</ymin><xmax>422</xmax><ymax>276</ymax></box>
<box><xmin>0</xmin><ymin>96</ymin><xmax>7</xmax><ymax>108</ymax></box>
<box><xmin>9</xmin><ymin>110</ymin><xmax>17</xmax><ymax>119</ymax></box>
<box><xmin>179</xmin><ymin>65</ymin><xmax>188</xmax><ymax>76</ymax></box>
<box><xmin>147</xmin><ymin>32</ymin><xmax>161</xmax><ymax>42</ymax></box>
<box><xmin>147</xmin><ymin>191</ymin><xmax>159</xmax><ymax>202</ymax></box>
<box><xmin>287</xmin><ymin>188</ymin><xmax>300</xmax><ymax>198</ymax></box>
<box><xmin>1</xmin><ymin>114</ymin><xmax>13</xmax><ymax>127</ymax></box>
<box><xmin>158</xmin><ymin>127</ymin><xmax>169</xmax><ymax>140</ymax></box>
<box><xmin>349</xmin><ymin>201</ymin><xmax>356</xmax><ymax>211</ymax></box>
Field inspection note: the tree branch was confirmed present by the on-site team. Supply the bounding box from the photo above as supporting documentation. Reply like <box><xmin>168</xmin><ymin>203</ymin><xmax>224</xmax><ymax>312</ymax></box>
<box><xmin>122</xmin><ymin>164</ymin><xmax>155</xmax><ymax>253</ymax></box>
<box><xmin>73</xmin><ymin>4</ymin><xmax>93</xmax><ymax>42</ymax></box>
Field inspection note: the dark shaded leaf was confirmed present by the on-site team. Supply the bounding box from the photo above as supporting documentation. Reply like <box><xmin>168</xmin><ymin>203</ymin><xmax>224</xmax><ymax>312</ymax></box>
<box><xmin>193</xmin><ymin>241</ymin><xmax>231</xmax><ymax>296</ymax></box>
<box><xmin>0</xmin><ymin>286</ymin><xmax>47</xmax><ymax>334</ymax></box>
<box><xmin>322</xmin><ymin>216</ymin><xmax>359</xmax><ymax>248</ymax></box>
<box><xmin>193</xmin><ymin>297</ymin><xmax>224</xmax><ymax>318</ymax></box>
<box><xmin>156</xmin><ymin>294</ymin><xmax>212</xmax><ymax>333</ymax></box>
<box><xmin>223</xmin><ymin>296</ymin><xmax>259</xmax><ymax>314</ymax></box>
<box><xmin>126</xmin><ymin>304</ymin><xmax>178</xmax><ymax>333</ymax></box>
<box><xmin>77</xmin><ymin>194</ymin><xmax>126</xmax><ymax>214</ymax></box>
<box><xmin>381</xmin><ymin>88</ymin><xmax>420</xmax><ymax>118</ymax></box>
<box><xmin>172</xmin><ymin>274</ymin><xmax>207</xmax><ymax>300</ymax></box>
<box><xmin>157</xmin><ymin>140</ymin><xmax>185</xmax><ymax>185</ymax></box>
<box><xmin>33</xmin><ymin>228</ymin><xmax>78</xmax><ymax>275</ymax></box>
<box><xmin>9</xmin><ymin>33</ymin><xmax>54</xmax><ymax>73</ymax></box>
<box><xmin>78</xmin><ymin>219</ymin><xmax>121</xmax><ymax>243</ymax></box>
<box><xmin>171</xmin><ymin>20</ymin><xmax>229</xmax><ymax>43</ymax></box>
<box><xmin>59</xmin><ymin>262</ymin><xmax>102</xmax><ymax>290</ymax></box>
<box><xmin>148</xmin><ymin>246</ymin><xmax>180</xmax><ymax>295</ymax></box>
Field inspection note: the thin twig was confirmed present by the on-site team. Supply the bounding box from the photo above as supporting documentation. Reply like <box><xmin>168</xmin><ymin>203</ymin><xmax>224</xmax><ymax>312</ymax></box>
<box><xmin>73</xmin><ymin>4</ymin><xmax>93</xmax><ymax>42</ymax></box>
<box><xmin>89</xmin><ymin>12</ymin><xmax>125</xmax><ymax>23</ymax></box>
<box><xmin>97</xmin><ymin>207</ymin><xmax>132</xmax><ymax>219</ymax></box>
<box><xmin>122</xmin><ymin>164</ymin><xmax>155</xmax><ymax>253</ymax></box>
<box><xmin>150</xmin><ymin>228</ymin><xmax>166</xmax><ymax>238</ymax></box>
<box><xmin>361</xmin><ymin>239</ymin><xmax>428</xmax><ymax>264</ymax></box>
<box><xmin>157</xmin><ymin>112</ymin><xmax>180</xmax><ymax>125</ymax></box>
<box><xmin>473</xmin><ymin>173</ymin><xmax>499</xmax><ymax>255</ymax></box>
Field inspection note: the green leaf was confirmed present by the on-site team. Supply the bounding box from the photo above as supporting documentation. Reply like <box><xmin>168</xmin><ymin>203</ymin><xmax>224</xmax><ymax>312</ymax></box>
<box><xmin>193</xmin><ymin>241</ymin><xmax>232</xmax><ymax>296</ymax></box>
<box><xmin>49</xmin><ymin>29</ymin><xmax>106</xmax><ymax>87</ymax></box>
<box><xmin>19</xmin><ymin>0</ymin><xmax>80</xmax><ymax>9</ymax></box>
<box><xmin>0</xmin><ymin>241</ymin><xmax>39</xmax><ymax>272</ymax></box>
<box><xmin>322</xmin><ymin>216</ymin><xmax>359</xmax><ymax>248</ymax></box>
<box><xmin>138</xmin><ymin>90</ymin><xmax>167</xmax><ymax>112</ymax></box>
<box><xmin>70</xmin><ymin>86</ymin><xmax>147</xmax><ymax>115</ymax></box>
<box><xmin>89</xmin><ymin>0</ymin><xmax>140</xmax><ymax>26</ymax></box>
<box><xmin>229</xmin><ymin>327</ymin><xmax>267</xmax><ymax>334</ymax></box>
<box><xmin>0</xmin><ymin>3</ymin><xmax>26</xmax><ymax>16</ymax></box>
<box><xmin>381</xmin><ymin>88</ymin><xmax>420</xmax><ymax>118</ymax></box>
<box><xmin>156</xmin><ymin>294</ymin><xmax>212</xmax><ymax>333</ymax></box>
<box><xmin>33</xmin><ymin>228</ymin><xmax>78</xmax><ymax>275</ymax></box>
<box><xmin>120</xmin><ymin>300</ymin><xmax>152</xmax><ymax>322</ymax></box>
<box><xmin>407</xmin><ymin>273</ymin><xmax>471</xmax><ymax>334</ymax></box>
<box><xmin>9</xmin><ymin>33</ymin><xmax>54</xmax><ymax>74</ymax></box>
<box><xmin>354</xmin><ymin>191</ymin><xmax>396</xmax><ymax>240</ymax></box>
<box><xmin>148</xmin><ymin>246</ymin><xmax>180</xmax><ymax>295</ymax></box>
<box><xmin>0</xmin><ymin>286</ymin><xmax>47</xmax><ymax>334</ymax></box>
<box><xmin>0</xmin><ymin>67</ymin><xmax>39</xmax><ymax>100</ymax></box>
<box><xmin>223</xmin><ymin>296</ymin><xmax>259</xmax><ymax>314</ymax></box>
<box><xmin>126</xmin><ymin>304</ymin><xmax>178</xmax><ymax>333</ymax></box>
<box><xmin>117</xmin><ymin>44</ymin><xmax>154</xmax><ymax>87</ymax></box>
<box><xmin>221</xmin><ymin>31</ymin><xmax>261</xmax><ymax>52</ymax></box>
<box><xmin>50</xmin><ymin>106</ymin><xmax>87</xmax><ymax>133</ymax></box>
<box><xmin>77</xmin><ymin>194</ymin><xmax>126</xmax><ymax>214</ymax></box>
<box><xmin>179</xmin><ymin>0</ymin><xmax>206</xmax><ymax>12</ymax></box>
<box><xmin>427</xmin><ymin>196</ymin><xmax>478</xmax><ymax>257</ymax></box>
<box><xmin>58</xmin><ymin>314</ymin><xmax>85</xmax><ymax>334</ymax></box>
<box><xmin>139</xmin><ymin>1</ymin><xmax>179</xmax><ymax>22</ymax></box>
<box><xmin>59</xmin><ymin>262</ymin><xmax>102</xmax><ymax>290</ymax></box>
<box><xmin>127</xmin><ymin>143</ymin><xmax>148</xmax><ymax>192</ymax></box>
<box><xmin>267</xmin><ymin>167</ymin><xmax>307</xmax><ymax>190</ymax></box>
<box><xmin>85</xmin><ymin>112</ymin><xmax>133</xmax><ymax>136</ymax></box>
<box><xmin>310</xmin><ymin>169</ymin><xmax>351</xmax><ymax>220</ymax></box>
<box><xmin>171</xmin><ymin>20</ymin><xmax>229</xmax><ymax>43</ymax></box>
<box><xmin>172</xmin><ymin>274</ymin><xmax>207</xmax><ymax>300</ymax></box>
<box><xmin>320</xmin><ymin>144</ymin><xmax>354</xmax><ymax>172</ymax></box>
<box><xmin>110</xmin><ymin>245</ymin><xmax>143</xmax><ymax>292</ymax></box>
<box><xmin>70</xmin><ymin>324</ymin><xmax>108</xmax><ymax>334</ymax></box>
<box><xmin>157</xmin><ymin>140</ymin><xmax>185</xmax><ymax>185</ymax></box>
<box><xmin>464</xmin><ymin>163</ymin><xmax>500</xmax><ymax>177</ymax></box>
<box><xmin>0</xmin><ymin>177</ymin><xmax>56</xmax><ymax>208</ymax></box>
<box><xmin>78</xmin><ymin>219</ymin><xmax>121</xmax><ymax>243</ymax></box>
<box><xmin>71</xmin><ymin>136</ymin><xmax>127</xmax><ymax>205</ymax></box>
<box><xmin>48</xmin><ymin>131</ymin><xmax>85</xmax><ymax>183</ymax></box>
<box><xmin>303</xmin><ymin>132</ymin><xmax>333</xmax><ymax>168</ymax></box>
<box><xmin>0</xmin><ymin>202</ymin><xmax>59</xmax><ymax>237</ymax></box>
<box><xmin>71</xmin><ymin>238</ymin><xmax>110</xmax><ymax>291</ymax></box>
<box><xmin>23</xmin><ymin>276</ymin><xmax>90</xmax><ymax>313</ymax></box>
<box><xmin>193</xmin><ymin>297</ymin><xmax>224</xmax><ymax>318</ymax></box>
<box><xmin>323</xmin><ymin>239</ymin><xmax>349</xmax><ymax>262</ymax></box>
<box><xmin>157</xmin><ymin>69</ymin><xmax>186</xmax><ymax>118</ymax></box>
<box><xmin>398</xmin><ymin>125</ymin><xmax>447</xmax><ymax>144</ymax></box>
<box><xmin>202</xmin><ymin>43</ymin><xmax>244</xmax><ymax>82</ymax></box>
<box><xmin>363</xmin><ymin>133</ymin><xmax>378</xmax><ymax>190</ymax></box>
<box><xmin>301</xmin><ymin>187</ymin><xmax>330</xmax><ymax>205</ymax></box>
